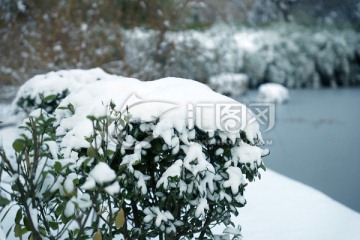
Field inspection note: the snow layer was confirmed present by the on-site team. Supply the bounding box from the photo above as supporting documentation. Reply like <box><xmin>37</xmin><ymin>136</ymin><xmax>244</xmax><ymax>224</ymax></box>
<box><xmin>258</xmin><ymin>83</ymin><xmax>289</xmax><ymax>104</ymax></box>
<box><xmin>82</xmin><ymin>162</ymin><xmax>117</xmax><ymax>190</ymax></box>
<box><xmin>222</xmin><ymin>170</ymin><xmax>360</xmax><ymax>240</ymax></box>
<box><xmin>55</xmin><ymin>76</ymin><xmax>262</xmax><ymax>157</ymax></box>
<box><xmin>14</xmin><ymin>68</ymin><xmax>110</xmax><ymax>101</ymax></box>
<box><xmin>12</xmin><ymin>68</ymin><xmax>113</xmax><ymax>113</ymax></box>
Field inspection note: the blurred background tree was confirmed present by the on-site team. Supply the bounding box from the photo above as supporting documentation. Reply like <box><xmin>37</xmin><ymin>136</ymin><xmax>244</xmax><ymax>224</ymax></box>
<box><xmin>0</xmin><ymin>0</ymin><xmax>359</xmax><ymax>86</ymax></box>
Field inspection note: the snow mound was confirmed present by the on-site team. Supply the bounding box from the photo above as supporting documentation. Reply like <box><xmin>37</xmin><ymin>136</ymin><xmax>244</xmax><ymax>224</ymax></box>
<box><xmin>258</xmin><ymin>83</ymin><xmax>289</xmax><ymax>104</ymax></box>
<box><xmin>209</xmin><ymin>73</ymin><xmax>249</xmax><ymax>96</ymax></box>
<box><xmin>12</xmin><ymin>68</ymin><xmax>114</xmax><ymax>114</ymax></box>
<box><xmin>55</xmin><ymin>76</ymin><xmax>263</xmax><ymax>157</ymax></box>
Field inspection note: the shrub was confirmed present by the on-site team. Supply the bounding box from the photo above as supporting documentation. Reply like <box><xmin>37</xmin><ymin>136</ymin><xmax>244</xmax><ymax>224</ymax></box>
<box><xmin>258</xmin><ymin>82</ymin><xmax>289</xmax><ymax>104</ymax></box>
<box><xmin>12</xmin><ymin>68</ymin><xmax>112</xmax><ymax>114</ymax></box>
<box><xmin>1</xmin><ymin>73</ymin><xmax>269</xmax><ymax>239</ymax></box>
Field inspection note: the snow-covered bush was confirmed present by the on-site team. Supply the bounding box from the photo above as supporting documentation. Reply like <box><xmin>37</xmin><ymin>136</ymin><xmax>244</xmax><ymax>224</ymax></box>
<box><xmin>209</xmin><ymin>73</ymin><xmax>249</xmax><ymax>97</ymax></box>
<box><xmin>12</xmin><ymin>68</ymin><xmax>112</xmax><ymax>114</ymax></box>
<box><xmin>1</xmin><ymin>72</ymin><xmax>269</xmax><ymax>239</ymax></box>
<box><xmin>163</xmin><ymin>31</ymin><xmax>218</xmax><ymax>82</ymax></box>
<box><xmin>258</xmin><ymin>83</ymin><xmax>289</xmax><ymax>104</ymax></box>
<box><xmin>2</xmin><ymin>21</ymin><xmax>360</xmax><ymax>89</ymax></box>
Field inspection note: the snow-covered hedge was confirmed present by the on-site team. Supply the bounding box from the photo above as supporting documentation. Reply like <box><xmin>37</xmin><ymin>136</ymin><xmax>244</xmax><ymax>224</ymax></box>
<box><xmin>12</xmin><ymin>68</ymin><xmax>112</xmax><ymax>114</ymax></box>
<box><xmin>120</xmin><ymin>25</ymin><xmax>360</xmax><ymax>90</ymax></box>
<box><xmin>0</xmin><ymin>71</ymin><xmax>269</xmax><ymax>239</ymax></box>
<box><xmin>209</xmin><ymin>73</ymin><xmax>249</xmax><ymax>97</ymax></box>
<box><xmin>2</xmin><ymin>24</ymin><xmax>359</xmax><ymax>91</ymax></box>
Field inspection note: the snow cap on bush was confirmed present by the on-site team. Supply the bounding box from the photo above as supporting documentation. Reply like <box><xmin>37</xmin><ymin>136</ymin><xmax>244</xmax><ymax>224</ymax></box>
<box><xmin>53</xmin><ymin>73</ymin><xmax>268</xmax><ymax>239</ymax></box>
<box><xmin>12</xmin><ymin>68</ymin><xmax>113</xmax><ymax>114</ymax></box>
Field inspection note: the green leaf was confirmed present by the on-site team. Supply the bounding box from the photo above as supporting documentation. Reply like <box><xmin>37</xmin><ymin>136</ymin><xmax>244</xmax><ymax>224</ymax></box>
<box><xmin>23</xmin><ymin>216</ymin><xmax>32</xmax><ymax>231</ymax></box>
<box><xmin>49</xmin><ymin>221</ymin><xmax>59</xmax><ymax>230</ymax></box>
<box><xmin>54</xmin><ymin>162</ymin><xmax>62</xmax><ymax>172</ymax></box>
<box><xmin>105</xmin><ymin>150</ymin><xmax>115</xmax><ymax>156</ymax></box>
<box><xmin>260</xmin><ymin>163</ymin><xmax>267</xmax><ymax>171</ymax></box>
<box><xmin>93</xmin><ymin>231</ymin><xmax>102</xmax><ymax>240</ymax></box>
<box><xmin>87</xmin><ymin>146</ymin><xmax>98</xmax><ymax>158</ymax></box>
<box><xmin>87</xmin><ymin>115</ymin><xmax>96</xmax><ymax>122</ymax></box>
<box><xmin>110</xmin><ymin>101</ymin><xmax>116</xmax><ymax>110</ymax></box>
<box><xmin>15</xmin><ymin>209</ymin><xmax>22</xmax><ymax>224</ymax></box>
<box><xmin>44</xmin><ymin>94</ymin><xmax>57</xmax><ymax>103</ymax></box>
<box><xmin>68</xmin><ymin>103</ymin><xmax>75</xmax><ymax>114</ymax></box>
<box><xmin>82</xmin><ymin>157</ymin><xmax>92</xmax><ymax>167</ymax></box>
<box><xmin>118</xmin><ymin>164</ymin><xmax>126</xmax><ymax>172</ymax></box>
<box><xmin>11</xmin><ymin>184</ymin><xmax>19</xmax><ymax>192</ymax></box>
<box><xmin>39</xmin><ymin>226</ymin><xmax>46</xmax><ymax>236</ymax></box>
<box><xmin>0</xmin><ymin>196</ymin><xmax>10</xmax><ymax>207</ymax></box>
<box><xmin>55</xmin><ymin>203</ymin><xmax>65</xmax><ymax>217</ymax></box>
<box><xmin>12</xmin><ymin>139</ymin><xmax>24</xmax><ymax>153</ymax></box>
<box><xmin>115</xmin><ymin>209</ymin><xmax>125</xmax><ymax>229</ymax></box>
<box><xmin>14</xmin><ymin>224</ymin><xmax>27</xmax><ymax>237</ymax></box>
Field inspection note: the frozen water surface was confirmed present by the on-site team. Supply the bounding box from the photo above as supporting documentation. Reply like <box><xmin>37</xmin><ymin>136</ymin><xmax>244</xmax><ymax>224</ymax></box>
<box><xmin>240</xmin><ymin>88</ymin><xmax>360</xmax><ymax>212</ymax></box>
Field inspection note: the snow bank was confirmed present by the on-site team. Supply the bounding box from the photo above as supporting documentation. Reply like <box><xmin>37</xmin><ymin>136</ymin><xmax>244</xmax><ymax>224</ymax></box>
<box><xmin>209</xmin><ymin>73</ymin><xmax>249</xmax><ymax>96</ymax></box>
<box><xmin>258</xmin><ymin>83</ymin><xmax>289</xmax><ymax>104</ymax></box>
<box><xmin>226</xmin><ymin>170</ymin><xmax>360</xmax><ymax>240</ymax></box>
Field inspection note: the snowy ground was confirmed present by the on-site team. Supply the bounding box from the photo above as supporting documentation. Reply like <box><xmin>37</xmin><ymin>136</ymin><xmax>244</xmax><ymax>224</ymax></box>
<box><xmin>231</xmin><ymin>170</ymin><xmax>360</xmax><ymax>240</ymax></box>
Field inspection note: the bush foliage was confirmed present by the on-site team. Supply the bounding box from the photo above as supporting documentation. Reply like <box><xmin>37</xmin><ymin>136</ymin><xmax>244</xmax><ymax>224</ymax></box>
<box><xmin>0</xmin><ymin>74</ymin><xmax>268</xmax><ymax>239</ymax></box>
